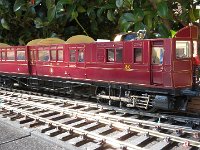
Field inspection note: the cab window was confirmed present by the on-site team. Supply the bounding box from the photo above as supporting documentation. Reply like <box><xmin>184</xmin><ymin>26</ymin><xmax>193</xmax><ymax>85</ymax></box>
<box><xmin>107</xmin><ymin>49</ymin><xmax>115</xmax><ymax>62</ymax></box>
<box><xmin>106</xmin><ymin>48</ymin><xmax>123</xmax><ymax>63</ymax></box>
<box><xmin>116</xmin><ymin>48</ymin><xmax>122</xmax><ymax>62</ymax></box>
<box><xmin>176</xmin><ymin>41</ymin><xmax>191</xmax><ymax>59</ymax></box>
<box><xmin>134</xmin><ymin>48</ymin><xmax>142</xmax><ymax>63</ymax></box>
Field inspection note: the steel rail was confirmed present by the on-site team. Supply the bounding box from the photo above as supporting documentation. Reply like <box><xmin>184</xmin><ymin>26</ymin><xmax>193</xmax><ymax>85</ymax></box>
<box><xmin>2</xmin><ymin>97</ymin><xmax>198</xmax><ymax>133</ymax></box>
<box><xmin>1</xmin><ymin>99</ymin><xmax>200</xmax><ymax>148</ymax></box>
<box><xmin>1</xmin><ymin>104</ymin><xmax>146</xmax><ymax>150</ymax></box>
<box><xmin>0</xmin><ymin>91</ymin><xmax>199</xmax><ymax>125</ymax></box>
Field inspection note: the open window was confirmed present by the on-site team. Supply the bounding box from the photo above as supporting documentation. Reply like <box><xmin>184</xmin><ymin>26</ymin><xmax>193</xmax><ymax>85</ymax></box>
<box><xmin>152</xmin><ymin>47</ymin><xmax>164</xmax><ymax>64</ymax></box>
<box><xmin>176</xmin><ymin>41</ymin><xmax>191</xmax><ymax>59</ymax></box>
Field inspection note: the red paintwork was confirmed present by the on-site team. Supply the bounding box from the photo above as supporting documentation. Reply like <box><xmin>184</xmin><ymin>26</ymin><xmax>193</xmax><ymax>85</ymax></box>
<box><xmin>0</xmin><ymin>46</ymin><xmax>29</xmax><ymax>75</ymax></box>
<box><xmin>0</xmin><ymin>26</ymin><xmax>198</xmax><ymax>91</ymax></box>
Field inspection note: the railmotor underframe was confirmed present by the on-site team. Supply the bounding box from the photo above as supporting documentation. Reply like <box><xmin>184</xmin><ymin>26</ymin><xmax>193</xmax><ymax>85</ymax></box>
<box><xmin>0</xmin><ymin>25</ymin><xmax>199</xmax><ymax>111</ymax></box>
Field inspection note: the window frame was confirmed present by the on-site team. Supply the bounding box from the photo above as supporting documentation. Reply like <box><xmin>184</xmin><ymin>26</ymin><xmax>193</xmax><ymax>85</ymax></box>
<box><xmin>78</xmin><ymin>49</ymin><xmax>84</xmax><ymax>63</ymax></box>
<box><xmin>106</xmin><ymin>48</ymin><xmax>123</xmax><ymax>63</ymax></box>
<box><xmin>69</xmin><ymin>49</ymin><xmax>76</xmax><ymax>62</ymax></box>
<box><xmin>38</xmin><ymin>50</ymin><xmax>50</xmax><ymax>62</ymax></box>
<box><xmin>50</xmin><ymin>49</ymin><xmax>57</xmax><ymax>61</ymax></box>
<box><xmin>151</xmin><ymin>47</ymin><xmax>164</xmax><ymax>65</ymax></box>
<box><xmin>1</xmin><ymin>51</ymin><xmax>6</xmax><ymax>61</ymax></box>
<box><xmin>16</xmin><ymin>50</ymin><xmax>26</xmax><ymax>61</ymax></box>
<box><xmin>57</xmin><ymin>49</ymin><xmax>63</xmax><ymax>61</ymax></box>
<box><xmin>176</xmin><ymin>40</ymin><xmax>191</xmax><ymax>59</ymax></box>
<box><xmin>6</xmin><ymin>50</ymin><xmax>15</xmax><ymax>61</ymax></box>
<box><xmin>133</xmin><ymin>47</ymin><xmax>143</xmax><ymax>63</ymax></box>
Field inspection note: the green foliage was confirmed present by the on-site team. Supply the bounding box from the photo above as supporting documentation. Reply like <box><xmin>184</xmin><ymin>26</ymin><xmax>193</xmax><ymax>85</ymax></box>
<box><xmin>0</xmin><ymin>0</ymin><xmax>199</xmax><ymax>45</ymax></box>
<box><xmin>1</xmin><ymin>18</ymin><xmax>10</xmax><ymax>30</ymax></box>
<box><xmin>157</xmin><ymin>1</ymin><xmax>169</xmax><ymax>19</ymax></box>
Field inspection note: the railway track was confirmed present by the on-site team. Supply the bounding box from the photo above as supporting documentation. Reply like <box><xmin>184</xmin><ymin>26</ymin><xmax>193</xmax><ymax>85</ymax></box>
<box><xmin>0</xmin><ymin>90</ymin><xmax>200</xmax><ymax>149</ymax></box>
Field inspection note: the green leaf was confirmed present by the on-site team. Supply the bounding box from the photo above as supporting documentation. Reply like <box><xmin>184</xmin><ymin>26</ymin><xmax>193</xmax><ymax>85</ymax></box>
<box><xmin>170</xmin><ymin>30</ymin><xmax>176</xmax><ymax>38</ymax></box>
<box><xmin>56</xmin><ymin>2</ymin><xmax>64</xmax><ymax>13</ymax></box>
<box><xmin>158</xmin><ymin>24</ymin><xmax>170</xmax><ymax>38</ymax></box>
<box><xmin>144</xmin><ymin>15</ymin><xmax>152</xmax><ymax>30</ymax></box>
<box><xmin>71</xmin><ymin>11</ymin><xmax>78</xmax><ymax>19</ymax></box>
<box><xmin>194</xmin><ymin>9</ymin><xmax>200</xmax><ymax>19</ymax></box>
<box><xmin>87</xmin><ymin>8</ymin><xmax>96</xmax><ymax>20</ymax></box>
<box><xmin>97</xmin><ymin>8</ymin><xmax>104</xmax><ymax>18</ymax></box>
<box><xmin>120</xmin><ymin>22</ymin><xmax>132</xmax><ymax>32</ymax></box>
<box><xmin>134</xmin><ymin>22</ymin><xmax>145</xmax><ymax>32</ymax></box>
<box><xmin>77</xmin><ymin>6</ymin><xmax>86</xmax><ymax>13</ymax></box>
<box><xmin>48</xmin><ymin>6</ymin><xmax>56</xmax><ymax>22</ymax></box>
<box><xmin>34</xmin><ymin>18</ymin><xmax>44</xmax><ymax>28</ymax></box>
<box><xmin>46</xmin><ymin>0</ymin><xmax>55</xmax><ymax>9</ymax></box>
<box><xmin>107</xmin><ymin>10</ymin><xmax>115</xmax><ymax>21</ymax></box>
<box><xmin>91</xmin><ymin>19</ymin><xmax>98</xmax><ymax>34</ymax></box>
<box><xmin>157</xmin><ymin>1</ymin><xmax>169</xmax><ymax>19</ymax></box>
<box><xmin>116</xmin><ymin>0</ymin><xmax>123</xmax><ymax>8</ymax></box>
<box><xmin>13</xmin><ymin>0</ymin><xmax>25</xmax><ymax>12</ymax></box>
<box><xmin>122</xmin><ymin>13</ymin><xmax>134</xmax><ymax>22</ymax></box>
<box><xmin>58</xmin><ymin>0</ymin><xmax>73</xmax><ymax>4</ymax></box>
<box><xmin>133</xmin><ymin>8</ymin><xmax>144</xmax><ymax>22</ymax></box>
<box><xmin>1</xmin><ymin>18</ymin><xmax>10</xmax><ymax>30</ymax></box>
<box><xmin>154</xmin><ymin>0</ymin><xmax>162</xmax><ymax>4</ymax></box>
<box><xmin>34</xmin><ymin>0</ymin><xmax>42</xmax><ymax>5</ymax></box>
<box><xmin>189</xmin><ymin>8</ymin><xmax>198</xmax><ymax>22</ymax></box>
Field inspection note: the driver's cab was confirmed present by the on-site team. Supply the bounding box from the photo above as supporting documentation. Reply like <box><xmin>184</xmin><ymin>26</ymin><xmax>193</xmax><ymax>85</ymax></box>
<box><xmin>172</xmin><ymin>25</ymin><xmax>198</xmax><ymax>89</ymax></box>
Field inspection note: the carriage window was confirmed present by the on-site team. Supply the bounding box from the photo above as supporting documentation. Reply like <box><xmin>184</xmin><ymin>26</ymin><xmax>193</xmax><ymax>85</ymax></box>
<box><xmin>17</xmin><ymin>51</ymin><xmax>25</xmax><ymax>60</ymax></box>
<box><xmin>193</xmin><ymin>41</ymin><xmax>198</xmax><ymax>57</ymax></box>
<box><xmin>39</xmin><ymin>50</ymin><xmax>50</xmax><ymax>61</ymax></box>
<box><xmin>152</xmin><ymin>47</ymin><xmax>164</xmax><ymax>64</ymax></box>
<box><xmin>116</xmin><ymin>48</ymin><xmax>123</xmax><ymax>62</ymax></box>
<box><xmin>107</xmin><ymin>49</ymin><xmax>115</xmax><ymax>62</ymax></box>
<box><xmin>70</xmin><ymin>50</ymin><xmax>76</xmax><ymax>62</ymax></box>
<box><xmin>78</xmin><ymin>50</ymin><xmax>84</xmax><ymax>62</ymax></box>
<box><xmin>50</xmin><ymin>50</ymin><xmax>56</xmax><ymax>61</ymax></box>
<box><xmin>176</xmin><ymin>41</ymin><xmax>191</xmax><ymax>59</ymax></box>
<box><xmin>58</xmin><ymin>50</ymin><xmax>63</xmax><ymax>61</ymax></box>
<box><xmin>1</xmin><ymin>52</ymin><xmax>5</xmax><ymax>60</ymax></box>
<box><xmin>7</xmin><ymin>51</ymin><xmax>15</xmax><ymax>60</ymax></box>
<box><xmin>134</xmin><ymin>48</ymin><xmax>142</xmax><ymax>63</ymax></box>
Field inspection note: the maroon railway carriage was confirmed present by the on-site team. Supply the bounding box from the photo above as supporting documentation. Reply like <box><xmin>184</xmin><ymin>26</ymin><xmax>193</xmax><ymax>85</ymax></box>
<box><xmin>0</xmin><ymin>25</ymin><xmax>199</xmax><ymax>111</ymax></box>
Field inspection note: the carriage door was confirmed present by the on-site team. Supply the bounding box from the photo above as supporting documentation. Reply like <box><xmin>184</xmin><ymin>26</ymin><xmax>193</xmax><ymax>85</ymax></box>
<box><xmin>151</xmin><ymin>42</ymin><xmax>164</xmax><ymax>85</ymax></box>
<box><xmin>28</xmin><ymin>47</ymin><xmax>37</xmax><ymax>75</ymax></box>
